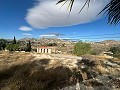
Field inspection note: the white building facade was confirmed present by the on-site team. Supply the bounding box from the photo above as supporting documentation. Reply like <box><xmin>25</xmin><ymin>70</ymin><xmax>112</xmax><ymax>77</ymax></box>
<box><xmin>37</xmin><ymin>46</ymin><xmax>56</xmax><ymax>54</ymax></box>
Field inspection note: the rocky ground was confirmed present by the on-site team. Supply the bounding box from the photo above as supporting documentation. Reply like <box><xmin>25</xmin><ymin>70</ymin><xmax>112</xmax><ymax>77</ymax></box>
<box><xmin>0</xmin><ymin>51</ymin><xmax>120</xmax><ymax>90</ymax></box>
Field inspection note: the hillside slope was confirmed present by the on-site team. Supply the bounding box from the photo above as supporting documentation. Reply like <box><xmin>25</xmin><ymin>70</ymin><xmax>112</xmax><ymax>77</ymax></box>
<box><xmin>0</xmin><ymin>52</ymin><xmax>120</xmax><ymax>90</ymax></box>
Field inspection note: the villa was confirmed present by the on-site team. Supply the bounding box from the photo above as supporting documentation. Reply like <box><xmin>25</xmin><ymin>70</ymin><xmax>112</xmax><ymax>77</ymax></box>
<box><xmin>37</xmin><ymin>46</ymin><xmax>56</xmax><ymax>54</ymax></box>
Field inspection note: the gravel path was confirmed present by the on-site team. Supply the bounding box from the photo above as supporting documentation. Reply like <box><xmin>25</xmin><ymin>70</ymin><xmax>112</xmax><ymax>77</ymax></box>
<box><xmin>50</xmin><ymin>54</ymin><xmax>82</xmax><ymax>60</ymax></box>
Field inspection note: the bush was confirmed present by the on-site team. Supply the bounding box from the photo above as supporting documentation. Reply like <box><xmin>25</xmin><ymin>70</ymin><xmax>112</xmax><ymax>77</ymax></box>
<box><xmin>109</xmin><ymin>46</ymin><xmax>120</xmax><ymax>54</ymax></box>
<box><xmin>73</xmin><ymin>42</ymin><xmax>91</xmax><ymax>56</ymax></box>
<box><xmin>6</xmin><ymin>44</ymin><xmax>20</xmax><ymax>51</ymax></box>
<box><xmin>109</xmin><ymin>46</ymin><xmax>120</xmax><ymax>58</ymax></box>
<box><xmin>113</xmin><ymin>53</ymin><xmax>120</xmax><ymax>58</ymax></box>
<box><xmin>90</xmin><ymin>50</ymin><xmax>98</xmax><ymax>55</ymax></box>
<box><xmin>45</xmin><ymin>43</ymin><xmax>57</xmax><ymax>46</ymax></box>
<box><xmin>0</xmin><ymin>39</ymin><xmax>7</xmax><ymax>50</ymax></box>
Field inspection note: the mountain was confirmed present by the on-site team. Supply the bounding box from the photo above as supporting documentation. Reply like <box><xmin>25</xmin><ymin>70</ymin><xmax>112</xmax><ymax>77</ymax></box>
<box><xmin>101</xmin><ymin>40</ymin><xmax>120</xmax><ymax>45</ymax></box>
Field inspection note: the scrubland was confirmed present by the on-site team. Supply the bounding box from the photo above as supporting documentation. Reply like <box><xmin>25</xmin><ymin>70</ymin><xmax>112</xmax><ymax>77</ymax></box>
<box><xmin>0</xmin><ymin>51</ymin><xmax>120</xmax><ymax>90</ymax></box>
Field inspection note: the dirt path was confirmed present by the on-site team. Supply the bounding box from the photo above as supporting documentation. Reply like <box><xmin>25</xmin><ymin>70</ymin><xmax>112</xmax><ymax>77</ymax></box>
<box><xmin>50</xmin><ymin>54</ymin><xmax>82</xmax><ymax>60</ymax></box>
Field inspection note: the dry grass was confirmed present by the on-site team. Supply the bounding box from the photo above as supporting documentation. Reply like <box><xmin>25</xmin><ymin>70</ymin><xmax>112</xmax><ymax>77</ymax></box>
<box><xmin>0</xmin><ymin>61</ymin><xmax>74</xmax><ymax>90</ymax></box>
<box><xmin>0</xmin><ymin>52</ymin><xmax>75</xmax><ymax>90</ymax></box>
<box><xmin>0</xmin><ymin>51</ymin><xmax>119</xmax><ymax>90</ymax></box>
<box><xmin>0</xmin><ymin>51</ymin><xmax>35</xmax><ymax>71</ymax></box>
<box><xmin>96</xmin><ymin>65</ymin><xmax>110</xmax><ymax>74</ymax></box>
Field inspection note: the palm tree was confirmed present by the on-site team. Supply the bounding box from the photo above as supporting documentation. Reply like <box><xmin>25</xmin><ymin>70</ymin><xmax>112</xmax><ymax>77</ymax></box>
<box><xmin>57</xmin><ymin>0</ymin><xmax>120</xmax><ymax>25</ymax></box>
<box><xmin>101</xmin><ymin>0</ymin><xmax>120</xmax><ymax>25</ymax></box>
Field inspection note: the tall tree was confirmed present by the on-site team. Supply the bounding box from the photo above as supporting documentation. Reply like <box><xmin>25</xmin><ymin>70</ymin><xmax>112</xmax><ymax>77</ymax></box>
<box><xmin>57</xmin><ymin>0</ymin><xmax>120</xmax><ymax>25</ymax></box>
<box><xmin>13</xmin><ymin>36</ymin><xmax>16</xmax><ymax>44</ymax></box>
<box><xmin>0</xmin><ymin>39</ymin><xmax>7</xmax><ymax>50</ymax></box>
<box><xmin>26</xmin><ymin>40</ymin><xmax>31</xmax><ymax>52</ymax></box>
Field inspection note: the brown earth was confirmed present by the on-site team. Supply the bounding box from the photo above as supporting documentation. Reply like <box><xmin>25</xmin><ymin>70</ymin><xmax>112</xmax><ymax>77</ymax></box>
<box><xmin>0</xmin><ymin>51</ymin><xmax>120</xmax><ymax>90</ymax></box>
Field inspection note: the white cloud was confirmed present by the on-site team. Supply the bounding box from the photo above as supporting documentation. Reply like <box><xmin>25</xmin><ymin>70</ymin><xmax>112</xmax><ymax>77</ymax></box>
<box><xmin>22</xmin><ymin>33</ymin><xmax>32</xmax><ymax>36</ymax></box>
<box><xmin>40</xmin><ymin>33</ymin><xmax>63</xmax><ymax>37</ymax></box>
<box><xmin>40</xmin><ymin>34</ymin><xmax>57</xmax><ymax>37</ymax></box>
<box><xmin>19</xmin><ymin>26</ymin><xmax>33</xmax><ymax>31</ymax></box>
<box><xmin>58</xmin><ymin>37</ymin><xmax>73</xmax><ymax>40</ymax></box>
<box><xmin>26</xmin><ymin>0</ymin><xmax>110</xmax><ymax>29</ymax></box>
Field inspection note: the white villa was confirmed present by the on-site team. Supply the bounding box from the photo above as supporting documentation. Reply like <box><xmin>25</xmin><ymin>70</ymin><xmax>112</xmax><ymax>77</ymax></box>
<box><xmin>37</xmin><ymin>46</ymin><xmax>56</xmax><ymax>54</ymax></box>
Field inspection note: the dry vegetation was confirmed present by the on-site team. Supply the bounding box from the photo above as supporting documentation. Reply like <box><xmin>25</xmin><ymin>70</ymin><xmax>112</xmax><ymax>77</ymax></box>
<box><xmin>0</xmin><ymin>51</ymin><xmax>35</xmax><ymax>71</ymax></box>
<box><xmin>0</xmin><ymin>51</ymin><xmax>120</xmax><ymax>90</ymax></box>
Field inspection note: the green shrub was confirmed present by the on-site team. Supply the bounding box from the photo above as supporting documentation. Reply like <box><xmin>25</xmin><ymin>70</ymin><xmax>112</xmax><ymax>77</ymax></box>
<box><xmin>113</xmin><ymin>53</ymin><xmax>120</xmax><ymax>58</ymax></box>
<box><xmin>109</xmin><ymin>46</ymin><xmax>120</xmax><ymax>58</ymax></box>
<box><xmin>0</xmin><ymin>39</ymin><xmax>7</xmax><ymax>50</ymax></box>
<box><xmin>6</xmin><ymin>44</ymin><xmax>20</xmax><ymax>51</ymax></box>
<box><xmin>45</xmin><ymin>43</ymin><xmax>57</xmax><ymax>46</ymax></box>
<box><xmin>109</xmin><ymin>46</ymin><xmax>120</xmax><ymax>54</ymax></box>
<box><xmin>90</xmin><ymin>50</ymin><xmax>98</xmax><ymax>55</ymax></box>
<box><xmin>73</xmin><ymin>42</ymin><xmax>91</xmax><ymax>56</ymax></box>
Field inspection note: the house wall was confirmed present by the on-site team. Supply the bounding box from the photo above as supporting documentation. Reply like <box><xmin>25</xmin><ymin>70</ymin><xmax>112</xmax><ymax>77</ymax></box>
<box><xmin>48</xmin><ymin>49</ymin><xmax>52</xmax><ymax>54</ymax></box>
<box><xmin>37</xmin><ymin>48</ymin><xmax>53</xmax><ymax>54</ymax></box>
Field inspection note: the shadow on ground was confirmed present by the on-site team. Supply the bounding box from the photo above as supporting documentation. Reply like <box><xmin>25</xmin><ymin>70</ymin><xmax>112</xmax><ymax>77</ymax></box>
<box><xmin>0</xmin><ymin>58</ymin><xmax>119</xmax><ymax>90</ymax></box>
<box><xmin>0</xmin><ymin>59</ymin><xmax>74</xmax><ymax>90</ymax></box>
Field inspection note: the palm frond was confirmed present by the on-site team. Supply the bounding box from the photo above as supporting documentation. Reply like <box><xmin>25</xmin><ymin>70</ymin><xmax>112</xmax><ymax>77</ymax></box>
<box><xmin>57</xmin><ymin>0</ymin><xmax>120</xmax><ymax>25</ymax></box>
<box><xmin>101</xmin><ymin>0</ymin><xmax>120</xmax><ymax>25</ymax></box>
<box><xmin>78</xmin><ymin>0</ymin><xmax>90</xmax><ymax>14</ymax></box>
<box><xmin>56</xmin><ymin>0</ymin><xmax>75</xmax><ymax>12</ymax></box>
<box><xmin>56</xmin><ymin>0</ymin><xmax>66</xmax><ymax>4</ymax></box>
<box><xmin>56</xmin><ymin>0</ymin><xmax>91</xmax><ymax>13</ymax></box>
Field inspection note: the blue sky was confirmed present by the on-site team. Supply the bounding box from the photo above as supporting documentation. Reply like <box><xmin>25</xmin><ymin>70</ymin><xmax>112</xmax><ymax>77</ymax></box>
<box><xmin>0</xmin><ymin>0</ymin><xmax>120</xmax><ymax>41</ymax></box>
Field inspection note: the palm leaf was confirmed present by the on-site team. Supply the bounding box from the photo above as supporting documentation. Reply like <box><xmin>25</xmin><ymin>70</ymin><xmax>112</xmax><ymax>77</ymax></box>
<box><xmin>57</xmin><ymin>0</ymin><xmax>120</xmax><ymax>25</ymax></box>
<box><xmin>101</xmin><ymin>0</ymin><xmax>120</xmax><ymax>25</ymax></box>
<box><xmin>56</xmin><ymin>0</ymin><xmax>75</xmax><ymax>12</ymax></box>
<box><xmin>56</xmin><ymin>0</ymin><xmax>91</xmax><ymax>13</ymax></box>
<box><xmin>56</xmin><ymin>0</ymin><xmax>66</xmax><ymax>4</ymax></box>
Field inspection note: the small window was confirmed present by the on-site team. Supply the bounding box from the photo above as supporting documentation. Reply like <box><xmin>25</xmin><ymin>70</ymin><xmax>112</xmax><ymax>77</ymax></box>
<box><xmin>47</xmin><ymin>49</ymin><xmax>48</xmax><ymax>53</ymax></box>
<box><xmin>44</xmin><ymin>49</ymin><xmax>45</xmax><ymax>53</ymax></box>
<box><xmin>41</xmin><ymin>49</ymin><xmax>42</xmax><ymax>53</ymax></box>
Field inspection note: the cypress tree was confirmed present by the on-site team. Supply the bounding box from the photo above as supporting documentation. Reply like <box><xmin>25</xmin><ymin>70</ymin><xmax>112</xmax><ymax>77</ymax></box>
<box><xmin>26</xmin><ymin>40</ymin><xmax>31</xmax><ymax>52</ymax></box>
<box><xmin>13</xmin><ymin>36</ymin><xmax>16</xmax><ymax>44</ymax></box>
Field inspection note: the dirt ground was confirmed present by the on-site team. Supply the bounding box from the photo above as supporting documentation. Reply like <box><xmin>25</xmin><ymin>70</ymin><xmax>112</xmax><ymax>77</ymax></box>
<box><xmin>0</xmin><ymin>51</ymin><xmax>120</xmax><ymax>90</ymax></box>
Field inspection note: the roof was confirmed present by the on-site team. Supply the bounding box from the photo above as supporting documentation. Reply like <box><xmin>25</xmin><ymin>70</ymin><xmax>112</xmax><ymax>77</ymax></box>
<box><xmin>38</xmin><ymin>46</ymin><xmax>56</xmax><ymax>49</ymax></box>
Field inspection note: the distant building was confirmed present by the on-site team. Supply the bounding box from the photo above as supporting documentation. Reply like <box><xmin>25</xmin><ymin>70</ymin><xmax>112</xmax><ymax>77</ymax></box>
<box><xmin>37</xmin><ymin>46</ymin><xmax>56</xmax><ymax>54</ymax></box>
